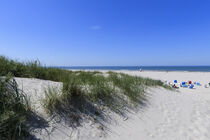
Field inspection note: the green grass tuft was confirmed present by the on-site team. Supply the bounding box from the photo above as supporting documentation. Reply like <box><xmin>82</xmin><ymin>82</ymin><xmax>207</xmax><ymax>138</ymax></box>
<box><xmin>0</xmin><ymin>76</ymin><xmax>30</xmax><ymax>140</ymax></box>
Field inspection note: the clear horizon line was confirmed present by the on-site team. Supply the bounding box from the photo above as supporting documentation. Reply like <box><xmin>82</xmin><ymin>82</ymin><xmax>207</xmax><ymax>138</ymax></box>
<box><xmin>50</xmin><ymin>65</ymin><xmax>210</xmax><ymax>67</ymax></box>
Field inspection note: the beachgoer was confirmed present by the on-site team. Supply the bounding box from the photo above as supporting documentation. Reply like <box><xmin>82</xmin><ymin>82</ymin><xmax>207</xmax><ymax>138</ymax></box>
<box><xmin>172</xmin><ymin>84</ymin><xmax>179</xmax><ymax>89</ymax></box>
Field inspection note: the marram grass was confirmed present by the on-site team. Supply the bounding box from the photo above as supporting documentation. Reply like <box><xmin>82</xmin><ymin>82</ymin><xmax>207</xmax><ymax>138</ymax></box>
<box><xmin>0</xmin><ymin>55</ymin><xmax>171</xmax><ymax>138</ymax></box>
<box><xmin>0</xmin><ymin>75</ymin><xmax>30</xmax><ymax>140</ymax></box>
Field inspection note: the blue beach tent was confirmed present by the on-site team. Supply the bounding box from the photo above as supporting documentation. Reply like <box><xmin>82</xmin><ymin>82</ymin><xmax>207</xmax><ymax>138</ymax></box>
<box><xmin>196</xmin><ymin>82</ymin><xmax>201</xmax><ymax>86</ymax></box>
<box><xmin>189</xmin><ymin>84</ymin><xmax>194</xmax><ymax>89</ymax></box>
<box><xmin>182</xmin><ymin>82</ymin><xmax>186</xmax><ymax>85</ymax></box>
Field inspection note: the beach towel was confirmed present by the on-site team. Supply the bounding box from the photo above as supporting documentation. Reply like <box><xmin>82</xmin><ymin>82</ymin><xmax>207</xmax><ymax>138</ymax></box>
<box><xmin>182</xmin><ymin>84</ymin><xmax>188</xmax><ymax>88</ymax></box>
<box><xmin>196</xmin><ymin>82</ymin><xmax>201</xmax><ymax>86</ymax></box>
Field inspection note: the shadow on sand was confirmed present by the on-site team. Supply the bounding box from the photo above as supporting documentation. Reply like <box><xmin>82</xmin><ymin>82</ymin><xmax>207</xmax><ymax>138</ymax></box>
<box><xmin>27</xmin><ymin>91</ymin><xmax>149</xmax><ymax>140</ymax></box>
<box><xmin>26</xmin><ymin>112</ymin><xmax>49</xmax><ymax>140</ymax></box>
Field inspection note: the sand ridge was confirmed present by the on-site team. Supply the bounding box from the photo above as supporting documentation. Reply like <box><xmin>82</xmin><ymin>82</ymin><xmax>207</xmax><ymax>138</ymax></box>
<box><xmin>15</xmin><ymin>71</ymin><xmax>210</xmax><ymax>140</ymax></box>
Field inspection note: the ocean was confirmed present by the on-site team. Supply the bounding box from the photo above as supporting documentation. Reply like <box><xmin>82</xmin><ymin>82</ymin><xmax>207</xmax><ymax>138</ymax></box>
<box><xmin>58</xmin><ymin>66</ymin><xmax>210</xmax><ymax>72</ymax></box>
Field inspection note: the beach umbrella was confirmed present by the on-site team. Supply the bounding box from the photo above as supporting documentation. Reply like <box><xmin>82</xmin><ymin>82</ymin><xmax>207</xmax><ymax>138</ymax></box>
<box><xmin>174</xmin><ymin>80</ymin><xmax>177</xmax><ymax>83</ymax></box>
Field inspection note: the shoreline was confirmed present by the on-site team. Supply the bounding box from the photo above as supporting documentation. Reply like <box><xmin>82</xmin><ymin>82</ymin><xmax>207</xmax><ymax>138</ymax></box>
<box><xmin>68</xmin><ymin>69</ymin><xmax>210</xmax><ymax>73</ymax></box>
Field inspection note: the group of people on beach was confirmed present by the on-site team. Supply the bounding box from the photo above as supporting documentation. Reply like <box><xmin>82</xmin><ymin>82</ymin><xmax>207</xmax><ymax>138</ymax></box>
<box><xmin>166</xmin><ymin>80</ymin><xmax>210</xmax><ymax>89</ymax></box>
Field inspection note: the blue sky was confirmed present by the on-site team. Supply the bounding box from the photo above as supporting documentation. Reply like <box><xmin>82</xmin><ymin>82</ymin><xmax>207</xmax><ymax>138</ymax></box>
<box><xmin>0</xmin><ymin>0</ymin><xmax>210</xmax><ymax>66</ymax></box>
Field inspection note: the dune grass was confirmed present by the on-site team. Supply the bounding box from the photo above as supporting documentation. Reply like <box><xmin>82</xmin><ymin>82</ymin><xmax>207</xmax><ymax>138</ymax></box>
<box><xmin>0</xmin><ymin>56</ymin><xmax>69</xmax><ymax>81</ymax></box>
<box><xmin>42</xmin><ymin>71</ymin><xmax>119</xmax><ymax>124</ymax></box>
<box><xmin>0</xmin><ymin>55</ymin><xmax>171</xmax><ymax>136</ymax></box>
<box><xmin>0</xmin><ymin>75</ymin><xmax>31</xmax><ymax>140</ymax></box>
<box><xmin>42</xmin><ymin>71</ymin><xmax>171</xmax><ymax>124</ymax></box>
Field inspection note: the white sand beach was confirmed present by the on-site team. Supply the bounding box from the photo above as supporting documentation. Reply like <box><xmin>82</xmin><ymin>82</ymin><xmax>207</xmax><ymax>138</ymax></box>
<box><xmin>105</xmin><ymin>71</ymin><xmax>210</xmax><ymax>140</ymax></box>
<box><xmin>2</xmin><ymin>1</ymin><xmax>210</xmax><ymax>139</ymax></box>
<box><xmin>16</xmin><ymin>71</ymin><xmax>210</xmax><ymax>140</ymax></box>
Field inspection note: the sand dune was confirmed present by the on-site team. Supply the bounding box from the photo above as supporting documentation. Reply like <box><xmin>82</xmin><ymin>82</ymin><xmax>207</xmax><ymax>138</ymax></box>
<box><xmin>15</xmin><ymin>71</ymin><xmax>210</xmax><ymax>140</ymax></box>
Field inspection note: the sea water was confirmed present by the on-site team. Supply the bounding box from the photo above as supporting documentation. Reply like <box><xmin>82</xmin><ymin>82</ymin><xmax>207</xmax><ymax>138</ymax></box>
<box><xmin>58</xmin><ymin>66</ymin><xmax>210</xmax><ymax>72</ymax></box>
